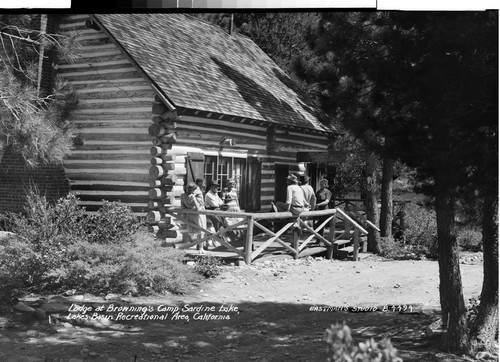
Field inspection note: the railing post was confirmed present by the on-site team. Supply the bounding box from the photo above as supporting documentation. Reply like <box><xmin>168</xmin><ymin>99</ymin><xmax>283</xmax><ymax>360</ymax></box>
<box><xmin>292</xmin><ymin>217</ymin><xmax>300</xmax><ymax>259</ymax></box>
<box><xmin>353</xmin><ymin>228</ymin><xmax>360</xmax><ymax>261</ymax></box>
<box><xmin>326</xmin><ymin>209</ymin><xmax>336</xmax><ymax>259</ymax></box>
<box><xmin>244</xmin><ymin>215</ymin><xmax>254</xmax><ymax>265</ymax></box>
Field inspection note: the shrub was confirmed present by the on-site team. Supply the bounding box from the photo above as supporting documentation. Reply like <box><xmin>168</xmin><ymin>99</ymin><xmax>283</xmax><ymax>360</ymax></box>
<box><xmin>325</xmin><ymin>322</ymin><xmax>402</xmax><ymax>362</ymax></box>
<box><xmin>1</xmin><ymin>189</ymin><xmax>87</xmax><ymax>250</ymax></box>
<box><xmin>379</xmin><ymin>236</ymin><xmax>414</xmax><ymax>260</ymax></box>
<box><xmin>85</xmin><ymin>200</ymin><xmax>139</xmax><ymax>244</ymax></box>
<box><xmin>0</xmin><ymin>189</ymin><xmax>199</xmax><ymax>298</ymax></box>
<box><xmin>401</xmin><ymin>203</ymin><xmax>438</xmax><ymax>258</ymax></box>
<box><xmin>53</xmin><ymin>231</ymin><xmax>200</xmax><ymax>295</ymax></box>
<box><xmin>193</xmin><ymin>255</ymin><xmax>222</xmax><ymax>278</ymax></box>
<box><xmin>0</xmin><ymin>235</ymin><xmax>40</xmax><ymax>302</ymax></box>
<box><xmin>457</xmin><ymin>227</ymin><xmax>482</xmax><ymax>252</ymax></box>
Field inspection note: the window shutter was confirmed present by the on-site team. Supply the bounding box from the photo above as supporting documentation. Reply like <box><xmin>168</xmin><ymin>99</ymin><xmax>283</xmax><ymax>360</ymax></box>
<box><xmin>186</xmin><ymin>152</ymin><xmax>205</xmax><ymax>184</ymax></box>
<box><xmin>245</xmin><ymin>156</ymin><xmax>262</xmax><ymax>212</ymax></box>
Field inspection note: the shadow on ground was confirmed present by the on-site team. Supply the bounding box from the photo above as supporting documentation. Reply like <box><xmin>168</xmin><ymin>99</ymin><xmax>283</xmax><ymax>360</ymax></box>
<box><xmin>0</xmin><ymin>299</ymin><xmax>463</xmax><ymax>362</ymax></box>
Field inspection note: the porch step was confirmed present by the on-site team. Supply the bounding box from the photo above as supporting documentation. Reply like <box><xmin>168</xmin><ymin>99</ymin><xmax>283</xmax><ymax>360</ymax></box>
<box><xmin>333</xmin><ymin>239</ymin><xmax>352</xmax><ymax>247</ymax></box>
<box><xmin>336</xmin><ymin>246</ymin><xmax>355</xmax><ymax>259</ymax></box>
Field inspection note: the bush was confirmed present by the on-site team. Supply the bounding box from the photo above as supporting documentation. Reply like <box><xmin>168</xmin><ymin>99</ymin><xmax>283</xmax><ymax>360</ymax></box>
<box><xmin>457</xmin><ymin>227</ymin><xmax>482</xmax><ymax>252</ymax></box>
<box><xmin>1</xmin><ymin>189</ymin><xmax>86</xmax><ymax>249</ymax></box>
<box><xmin>193</xmin><ymin>255</ymin><xmax>222</xmax><ymax>278</ymax></box>
<box><xmin>0</xmin><ymin>236</ymin><xmax>40</xmax><ymax>302</ymax></box>
<box><xmin>0</xmin><ymin>189</ymin><xmax>200</xmax><ymax>299</ymax></box>
<box><xmin>401</xmin><ymin>203</ymin><xmax>438</xmax><ymax>258</ymax></box>
<box><xmin>85</xmin><ymin>200</ymin><xmax>139</xmax><ymax>244</ymax></box>
<box><xmin>55</xmin><ymin>232</ymin><xmax>200</xmax><ymax>295</ymax></box>
<box><xmin>325</xmin><ymin>322</ymin><xmax>402</xmax><ymax>362</ymax></box>
<box><xmin>379</xmin><ymin>236</ymin><xmax>418</xmax><ymax>260</ymax></box>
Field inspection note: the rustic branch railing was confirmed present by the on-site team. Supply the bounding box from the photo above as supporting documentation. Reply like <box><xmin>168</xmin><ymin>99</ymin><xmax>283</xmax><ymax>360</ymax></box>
<box><xmin>167</xmin><ymin>207</ymin><xmax>371</xmax><ymax>264</ymax></box>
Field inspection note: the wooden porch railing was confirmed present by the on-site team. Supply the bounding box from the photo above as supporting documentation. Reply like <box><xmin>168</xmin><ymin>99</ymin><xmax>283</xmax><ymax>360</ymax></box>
<box><xmin>167</xmin><ymin>207</ymin><xmax>370</xmax><ymax>264</ymax></box>
<box><xmin>334</xmin><ymin>197</ymin><xmax>410</xmax><ymax>235</ymax></box>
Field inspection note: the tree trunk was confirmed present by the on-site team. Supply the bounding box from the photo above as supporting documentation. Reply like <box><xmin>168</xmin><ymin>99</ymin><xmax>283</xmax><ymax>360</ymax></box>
<box><xmin>468</xmin><ymin>191</ymin><xmax>498</xmax><ymax>353</ymax></box>
<box><xmin>434</xmin><ymin>173</ymin><xmax>469</xmax><ymax>353</ymax></box>
<box><xmin>380</xmin><ymin>156</ymin><xmax>393</xmax><ymax>237</ymax></box>
<box><xmin>364</xmin><ymin>151</ymin><xmax>380</xmax><ymax>253</ymax></box>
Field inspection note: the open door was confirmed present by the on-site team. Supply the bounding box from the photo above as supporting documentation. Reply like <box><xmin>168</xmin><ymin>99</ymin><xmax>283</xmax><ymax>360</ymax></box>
<box><xmin>274</xmin><ymin>164</ymin><xmax>289</xmax><ymax>203</ymax></box>
<box><xmin>243</xmin><ymin>156</ymin><xmax>262</xmax><ymax>212</ymax></box>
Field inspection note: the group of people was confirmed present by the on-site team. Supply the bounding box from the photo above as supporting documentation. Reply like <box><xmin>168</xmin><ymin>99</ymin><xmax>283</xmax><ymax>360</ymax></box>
<box><xmin>180</xmin><ymin>178</ymin><xmax>241</xmax><ymax>249</ymax></box>
<box><xmin>273</xmin><ymin>174</ymin><xmax>332</xmax><ymax>238</ymax></box>
<box><xmin>180</xmin><ymin>173</ymin><xmax>333</xmax><ymax>250</ymax></box>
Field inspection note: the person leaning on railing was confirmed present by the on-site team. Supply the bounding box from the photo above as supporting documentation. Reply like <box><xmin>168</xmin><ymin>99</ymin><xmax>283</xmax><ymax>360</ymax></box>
<box><xmin>273</xmin><ymin>174</ymin><xmax>308</xmax><ymax>215</ymax></box>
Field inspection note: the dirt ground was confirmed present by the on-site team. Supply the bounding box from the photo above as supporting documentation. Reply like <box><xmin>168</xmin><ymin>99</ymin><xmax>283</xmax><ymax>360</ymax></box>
<box><xmin>0</xmin><ymin>252</ymin><xmax>494</xmax><ymax>362</ymax></box>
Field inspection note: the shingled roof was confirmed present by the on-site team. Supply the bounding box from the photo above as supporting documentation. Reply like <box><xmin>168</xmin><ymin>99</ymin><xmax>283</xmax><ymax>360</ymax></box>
<box><xmin>92</xmin><ymin>13</ymin><xmax>333</xmax><ymax>133</ymax></box>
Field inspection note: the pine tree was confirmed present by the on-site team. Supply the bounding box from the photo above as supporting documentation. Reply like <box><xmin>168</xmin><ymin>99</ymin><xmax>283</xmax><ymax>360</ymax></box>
<box><xmin>0</xmin><ymin>14</ymin><xmax>78</xmax><ymax>167</ymax></box>
<box><xmin>299</xmin><ymin>11</ymin><xmax>498</xmax><ymax>354</ymax></box>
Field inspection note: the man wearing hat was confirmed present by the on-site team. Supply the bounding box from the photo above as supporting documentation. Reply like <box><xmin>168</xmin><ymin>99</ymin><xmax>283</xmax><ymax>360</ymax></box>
<box><xmin>204</xmin><ymin>179</ymin><xmax>225</xmax><ymax>231</ymax></box>
<box><xmin>274</xmin><ymin>174</ymin><xmax>307</xmax><ymax>215</ymax></box>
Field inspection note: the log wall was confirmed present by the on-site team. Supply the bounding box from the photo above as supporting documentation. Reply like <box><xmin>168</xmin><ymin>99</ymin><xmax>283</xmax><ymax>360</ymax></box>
<box><xmin>57</xmin><ymin>14</ymin><xmax>332</xmax><ymax>242</ymax></box>
<box><xmin>58</xmin><ymin>15</ymin><xmax>154</xmax><ymax>214</ymax></box>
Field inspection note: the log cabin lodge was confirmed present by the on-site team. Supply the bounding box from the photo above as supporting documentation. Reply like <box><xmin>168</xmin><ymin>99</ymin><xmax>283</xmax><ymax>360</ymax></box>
<box><xmin>0</xmin><ymin>14</ymin><xmax>344</xmax><ymax>243</ymax></box>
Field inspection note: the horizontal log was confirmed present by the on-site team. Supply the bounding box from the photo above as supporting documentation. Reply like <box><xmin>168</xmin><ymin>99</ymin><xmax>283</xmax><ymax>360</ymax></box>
<box><xmin>67</xmin><ymin>152</ymin><xmax>150</xmax><ymax>161</ymax></box>
<box><xmin>168</xmin><ymin>208</ymin><xmax>338</xmax><ymax>219</ymax></box>
<box><xmin>66</xmin><ymin>172</ymin><xmax>149</xmax><ymax>183</ymax></box>
<box><xmin>152</xmin><ymin>102</ymin><xmax>169</xmax><ymax>115</ymax></box>
<box><xmin>148</xmin><ymin>225</ymin><xmax>160</xmax><ymax>233</ymax></box>
<box><xmin>149</xmin><ymin>179</ymin><xmax>162</xmax><ymax>188</ymax></box>
<box><xmin>64</xmin><ymin>162</ymin><xmax>149</xmax><ymax>170</ymax></box>
<box><xmin>149</xmin><ymin>165</ymin><xmax>164</xmax><ymax>179</ymax></box>
<box><xmin>152</xmin><ymin>138</ymin><xmax>176</xmax><ymax>147</ymax></box>
<box><xmin>77</xmin><ymin>133</ymin><xmax>152</xmax><ymax>143</ymax></box>
<box><xmin>160</xmin><ymin>153</ymin><xmax>176</xmax><ymax>162</ymax></box>
<box><xmin>82</xmin><ymin>204</ymin><xmax>148</xmax><ymax>213</ymax></box>
<box><xmin>148</xmin><ymin>200</ymin><xmax>165</xmax><ymax>209</ymax></box>
<box><xmin>156</xmin><ymin>229</ymin><xmax>179</xmax><ymax>239</ymax></box>
<box><xmin>148</xmin><ymin>123</ymin><xmax>166</xmax><ymax>137</ymax></box>
<box><xmin>146</xmin><ymin>210</ymin><xmax>163</xmax><ymax>223</ymax></box>
<box><xmin>150</xmin><ymin>146</ymin><xmax>162</xmax><ymax>156</ymax></box>
<box><xmin>150</xmin><ymin>157</ymin><xmax>163</xmax><ymax>165</ymax></box>
<box><xmin>157</xmin><ymin>110</ymin><xmax>178</xmax><ymax>121</ymax></box>
<box><xmin>158</xmin><ymin>220</ymin><xmax>174</xmax><ymax>230</ymax></box>
<box><xmin>152</xmin><ymin>117</ymin><xmax>176</xmax><ymax>126</ymax></box>
<box><xmin>77</xmin><ymin>194</ymin><xmax>149</xmax><ymax>204</ymax></box>
<box><xmin>71</xmin><ymin>184</ymin><xmax>150</xmax><ymax>192</ymax></box>
<box><xmin>148</xmin><ymin>123</ymin><xmax>177</xmax><ymax>137</ymax></box>
<box><xmin>159</xmin><ymin>133</ymin><xmax>177</xmax><ymax>144</ymax></box>
<box><xmin>149</xmin><ymin>187</ymin><xmax>174</xmax><ymax>199</ymax></box>
<box><xmin>159</xmin><ymin>173</ymin><xmax>178</xmax><ymax>186</ymax></box>
<box><xmin>150</xmin><ymin>144</ymin><xmax>173</xmax><ymax>153</ymax></box>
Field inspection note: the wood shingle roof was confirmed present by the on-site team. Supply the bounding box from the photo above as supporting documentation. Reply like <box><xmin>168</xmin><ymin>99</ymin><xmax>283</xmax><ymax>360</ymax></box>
<box><xmin>92</xmin><ymin>13</ymin><xmax>333</xmax><ymax>133</ymax></box>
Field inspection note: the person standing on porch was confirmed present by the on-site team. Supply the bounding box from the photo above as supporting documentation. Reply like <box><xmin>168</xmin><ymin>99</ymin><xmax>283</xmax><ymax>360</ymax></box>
<box><xmin>274</xmin><ymin>174</ymin><xmax>306</xmax><ymax>215</ymax></box>
<box><xmin>300</xmin><ymin>175</ymin><xmax>316</xmax><ymax>212</ymax></box>
<box><xmin>180</xmin><ymin>182</ymin><xmax>207</xmax><ymax>252</ymax></box>
<box><xmin>314</xmin><ymin>178</ymin><xmax>332</xmax><ymax>238</ymax></box>
<box><xmin>224</xmin><ymin>178</ymin><xmax>240</xmax><ymax>212</ymax></box>
<box><xmin>195</xmin><ymin>178</ymin><xmax>206</xmax><ymax>199</ymax></box>
<box><xmin>205</xmin><ymin>179</ymin><xmax>226</xmax><ymax>231</ymax></box>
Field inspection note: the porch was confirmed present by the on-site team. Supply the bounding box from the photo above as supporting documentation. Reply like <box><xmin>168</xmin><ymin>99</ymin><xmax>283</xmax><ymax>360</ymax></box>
<box><xmin>166</xmin><ymin>207</ymin><xmax>374</xmax><ymax>264</ymax></box>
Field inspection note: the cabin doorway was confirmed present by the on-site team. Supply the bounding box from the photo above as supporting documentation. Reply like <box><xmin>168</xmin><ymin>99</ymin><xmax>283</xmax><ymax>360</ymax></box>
<box><xmin>274</xmin><ymin>164</ymin><xmax>289</xmax><ymax>203</ymax></box>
